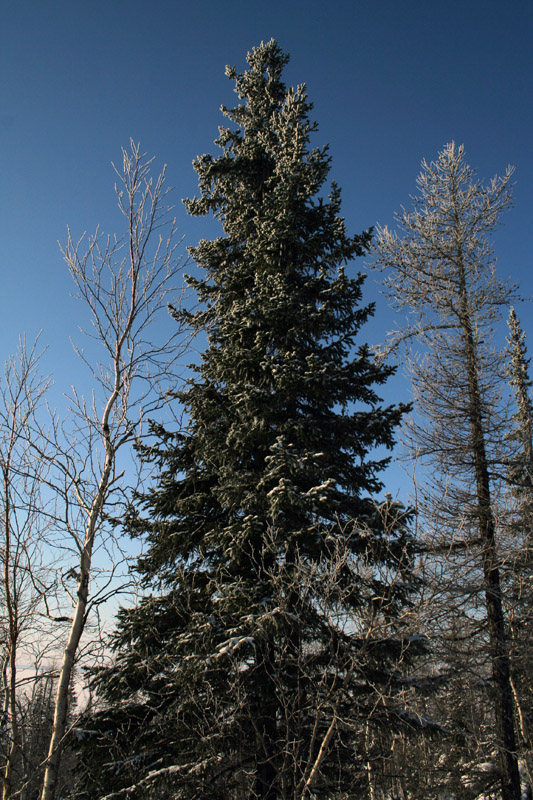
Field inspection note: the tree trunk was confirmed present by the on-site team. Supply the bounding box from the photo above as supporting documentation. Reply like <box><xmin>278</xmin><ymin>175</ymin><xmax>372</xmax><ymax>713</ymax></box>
<box><xmin>2</xmin><ymin>469</ymin><xmax>20</xmax><ymax>800</ymax></box>
<box><xmin>458</xmin><ymin>262</ymin><xmax>521</xmax><ymax>800</ymax></box>
<box><xmin>254</xmin><ymin>637</ymin><xmax>279</xmax><ymax>800</ymax></box>
<box><xmin>40</xmin><ymin>446</ymin><xmax>113</xmax><ymax>800</ymax></box>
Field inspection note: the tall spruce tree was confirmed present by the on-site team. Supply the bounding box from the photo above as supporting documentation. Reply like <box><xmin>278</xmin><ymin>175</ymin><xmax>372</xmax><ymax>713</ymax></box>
<box><xmin>75</xmin><ymin>41</ymin><xmax>420</xmax><ymax>800</ymax></box>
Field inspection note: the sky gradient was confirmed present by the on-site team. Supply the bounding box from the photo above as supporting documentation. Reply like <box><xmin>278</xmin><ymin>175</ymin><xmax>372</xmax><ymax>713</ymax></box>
<box><xmin>2</xmin><ymin>0</ymin><xmax>532</xmax><ymax>491</ymax></box>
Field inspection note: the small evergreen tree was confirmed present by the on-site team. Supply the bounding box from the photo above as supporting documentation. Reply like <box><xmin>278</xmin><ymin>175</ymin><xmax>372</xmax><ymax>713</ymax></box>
<box><xmin>507</xmin><ymin>307</ymin><xmax>533</xmax><ymax>497</ymax></box>
<box><xmin>505</xmin><ymin>308</ymin><xmax>533</xmax><ymax>791</ymax></box>
<box><xmin>75</xmin><ymin>40</ymin><xmax>419</xmax><ymax>800</ymax></box>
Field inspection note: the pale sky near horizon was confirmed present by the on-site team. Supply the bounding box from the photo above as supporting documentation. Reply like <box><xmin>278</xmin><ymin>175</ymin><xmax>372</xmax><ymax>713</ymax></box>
<box><xmin>1</xmin><ymin>0</ymin><xmax>532</xmax><ymax>498</ymax></box>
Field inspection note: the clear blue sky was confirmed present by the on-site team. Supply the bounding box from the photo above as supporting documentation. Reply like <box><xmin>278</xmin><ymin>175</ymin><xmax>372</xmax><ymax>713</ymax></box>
<box><xmin>1</xmin><ymin>0</ymin><xmax>532</xmax><ymax>486</ymax></box>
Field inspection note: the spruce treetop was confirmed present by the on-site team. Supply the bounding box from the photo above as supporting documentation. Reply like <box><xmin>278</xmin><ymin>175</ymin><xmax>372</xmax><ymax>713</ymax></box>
<box><xmin>138</xmin><ymin>38</ymin><xmax>405</xmax><ymax>582</ymax></box>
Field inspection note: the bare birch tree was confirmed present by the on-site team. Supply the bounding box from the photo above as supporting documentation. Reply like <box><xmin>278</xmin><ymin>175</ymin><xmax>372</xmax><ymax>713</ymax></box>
<box><xmin>38</xmin><ymin>141</ymin><xmax>188</xmax><ymax>800</ymax></box>
<box><xmin>0</xmin><ymin>338</ymin><xmax>57</xmax><ymax>800</ymax></box>
<box><xmin>374</xmin><ymin>142</ymin><xmax>521</xmax><ymax>800</ymax></box>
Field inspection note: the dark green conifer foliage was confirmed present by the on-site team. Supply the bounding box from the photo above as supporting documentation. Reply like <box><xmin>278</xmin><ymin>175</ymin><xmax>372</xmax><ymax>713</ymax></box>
<box><xmin>75</xmin><ymin>41</ymin><xmax>418</xmax><ymax>800</ymax></box>
<box><xmin>505</xmin><ymin>308</ymin><xmax>533</xmax><ymax>778</ymax></box>
<box><xmin>507</xmin><ymin>307</ymin><xmax>533</xmax><ymax>496</ymax></box>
